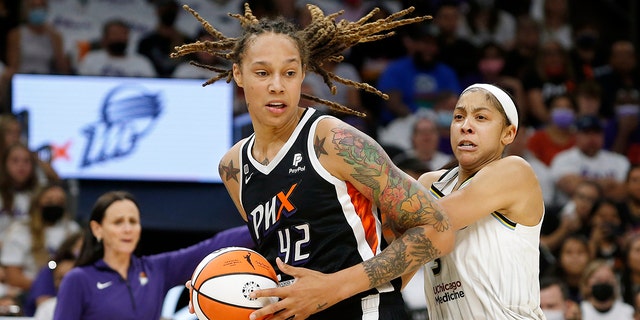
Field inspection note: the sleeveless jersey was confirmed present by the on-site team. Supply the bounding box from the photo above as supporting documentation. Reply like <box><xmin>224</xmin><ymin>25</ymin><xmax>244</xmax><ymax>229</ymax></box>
<box><xmin>239</xmin><ymin>108</ymin><xmax>403</xmax><ymax>319</ymax></box>
<box><xmin>423</xmin><ymin>167</ymin><xmax>545</xmax><ymax>319</ymax></box>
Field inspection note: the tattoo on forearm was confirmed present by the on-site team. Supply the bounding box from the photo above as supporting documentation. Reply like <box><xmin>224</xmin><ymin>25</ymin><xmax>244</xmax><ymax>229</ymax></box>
<box><xmin>314</xmin><ymin>135</ymin><xmax>328</xmax><ymax>158</ymax></box>
<box><xmin>219</xmin><ymin>160</ymin><xmax>240</xmax><ymax>182</ymax></box>
<box><xmin>316</xmin><ymin>302</ymin><xmax>328</xmax><ymax>311</ymax></box>
<box><xmin>362</xmin><ymin>227</ymin><xmax>441</xmax><ymax>288</ymax></box>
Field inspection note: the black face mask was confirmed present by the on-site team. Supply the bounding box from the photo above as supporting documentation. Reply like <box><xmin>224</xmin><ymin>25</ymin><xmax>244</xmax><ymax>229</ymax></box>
<box><xmin>159</xmin><ymin>9</ymin><xmax>178</xmax><ymax>26</ymax></box>
<box><xmin>41</xmin><ymin>205</ymin><xmax>65</xmax><ymax>224</ymax></box>
<box><xmin>591</xmin><ymin>283</ymin><xmax>614</xmax><ymax>302</ymax></box>
<box><xmin>107</xmin><ymin>42</ymin><xmax>127</xmax><ymax>56</ymax></box>
<box><xmin>412</xmin><ymin>52</ymin><xmax>436</xmax><ymax>71</ymax></box>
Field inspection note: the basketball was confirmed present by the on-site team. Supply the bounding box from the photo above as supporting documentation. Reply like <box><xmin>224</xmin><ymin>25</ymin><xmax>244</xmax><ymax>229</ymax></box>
<box><xmin>190</xmin><ymin>247</ymin><xmax>279</xmax><ymax>320</ymax></box>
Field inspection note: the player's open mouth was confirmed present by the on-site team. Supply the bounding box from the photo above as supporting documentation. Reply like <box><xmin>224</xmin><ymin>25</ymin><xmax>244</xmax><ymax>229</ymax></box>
<box><xmin>266</xmin><ymin>102</ymin><xmax>285</xmax><ymax>108</ymax></box>
<box><xmin>458</xmin><ymin>141</ymin><xmax>476</xmax><ymax>147</ymax></box>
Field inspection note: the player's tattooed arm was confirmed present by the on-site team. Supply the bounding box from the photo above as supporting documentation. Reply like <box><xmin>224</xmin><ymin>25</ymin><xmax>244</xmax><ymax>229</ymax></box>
<box><xmin>219</xmin><ymin>159</ymin><xmax>240</xmax><ymax>183</ymax></box>
<box><xmin>329</xmin><ymin>125</ymin><xmax>451</xmax><ymax>288</ymax></box>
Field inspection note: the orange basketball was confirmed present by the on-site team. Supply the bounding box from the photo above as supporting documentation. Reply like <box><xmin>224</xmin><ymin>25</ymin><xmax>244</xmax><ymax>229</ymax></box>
<box><xmin>190</xmin><ymin>247</ymin><xmax>278</xmax><ymax>320</ymax></box>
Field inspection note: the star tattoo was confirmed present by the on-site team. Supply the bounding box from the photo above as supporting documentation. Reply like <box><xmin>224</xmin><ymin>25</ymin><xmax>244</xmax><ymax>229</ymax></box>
<box><xmin>314</xmin><ymin>135</ymin><xmax>328</xmax><ymax>158</ymax></box>
<box><xmin>220</xmin><ymin>160</ymin><xmax>240</xmax><ymax>182</ymax></box>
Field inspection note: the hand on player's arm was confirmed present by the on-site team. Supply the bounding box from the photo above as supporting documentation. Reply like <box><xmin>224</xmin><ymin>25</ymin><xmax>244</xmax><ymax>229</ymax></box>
<box><xmin>250</xmin><ymin>224</ymin><xmax>454</xmax><ymax>320</ymax></box>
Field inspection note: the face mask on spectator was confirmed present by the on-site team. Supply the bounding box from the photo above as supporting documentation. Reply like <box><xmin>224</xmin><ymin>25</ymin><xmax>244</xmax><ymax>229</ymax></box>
<box><xmin>551</xmin><ymin>108</ymin><xmax>575</xmax><ymax>129</ymax></box>
<box><xmin>107</xmin><ymin>42</ymin><xmax>128</xmax><ymax>56</ymax></box>
<box><xmin>41</xmin><ymin>205</ymin><xmax>65</xmax><ymax>224</ymax></box>
<box><xmin>435</xmin><ymin>110</ymin><xmax>453</xmax><ymax>128</ymax></box>
<box><xmin>591</xmin><ymin>283</ymin><xmax>614</xmax><ymax>302</ymax></box>
<box><xmin>28</xmin><ymin>8</ymin><xmax>48</xmax><ymax>26</ymax></box>
<box><xmin>542</xmin><ymin>310</ymin><xmax>564</xmax><ymax>320</ymax></box>
<box><xmin>478</xmin><ymin>58</ymin><xmax>504</xmax><ymax>75</ymax></box>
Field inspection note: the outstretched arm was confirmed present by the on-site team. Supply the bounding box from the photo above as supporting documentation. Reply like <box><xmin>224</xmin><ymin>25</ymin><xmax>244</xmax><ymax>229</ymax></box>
<box><xmin>249</xmin><ymin>117</ymin><xmax>454</xmax><ymax>320</ymax></box>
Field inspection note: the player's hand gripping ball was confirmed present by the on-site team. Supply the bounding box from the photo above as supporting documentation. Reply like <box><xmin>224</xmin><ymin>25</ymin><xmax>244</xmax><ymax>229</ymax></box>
<box><xmin>190</xmin><ymin>247</ymin><xmax>279</xmax><ymax>320</ymax></box>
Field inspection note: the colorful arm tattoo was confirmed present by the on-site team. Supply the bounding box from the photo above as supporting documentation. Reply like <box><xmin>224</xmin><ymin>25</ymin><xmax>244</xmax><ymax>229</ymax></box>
<box><xmin>328</xmin><ymin>126</ymin><xmax>450</xmax><ymax>288</ymax></box>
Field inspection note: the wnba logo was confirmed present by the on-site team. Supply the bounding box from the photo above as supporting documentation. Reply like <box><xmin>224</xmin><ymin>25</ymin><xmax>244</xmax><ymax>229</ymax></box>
<box><xmin>81</xmin><ymin>84</ymin><xmax>163</xmax><ymax>168</ymax></box>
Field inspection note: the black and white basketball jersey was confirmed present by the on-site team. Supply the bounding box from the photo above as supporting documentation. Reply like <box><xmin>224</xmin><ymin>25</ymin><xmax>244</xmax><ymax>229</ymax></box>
<box><xmin>423</xmin><ymin>167</ymin><xmax>545</xmax><ymax>319</ymax></box>
<box><xmin>239</xmin><ymin>108</ymin><xmax>402</xmax><ymax>318</ymax></box>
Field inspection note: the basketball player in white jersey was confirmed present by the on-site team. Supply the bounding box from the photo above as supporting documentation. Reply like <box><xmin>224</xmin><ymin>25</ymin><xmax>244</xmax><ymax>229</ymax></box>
<box><xmin>416</xmin><ymin>83</ymin><xmax>545</xmax><ymax>319</ymax></box>
<box><xmin>250</xmin><ymin>83</ymin><xmax>545</xmax><ymax>320</ymax></box>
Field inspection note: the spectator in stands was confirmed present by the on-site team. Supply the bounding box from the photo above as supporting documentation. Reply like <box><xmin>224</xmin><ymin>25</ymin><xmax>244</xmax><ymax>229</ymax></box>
<box><xmin>0</xmin><ymin>114</ymin><xmax>21</xmax><ymax>157</ymax></box>
<box><xmin>587</xmin><ymin>199</ymin><xmax>625</xmax><ymax>271</ymax></box>
<box><xmin>137</xmin><ymin>0</ymin><xmax>191</xmax><ymax>78</ymax></box>
<box><xmin>580</xmin><ymin>259</ymin><xmax>634</xmax><ymax>319</ymax></box>
<box><xmin>460</xmin><ymin>41</ymin><xmax>525</xmax><ymax>108</ymax></box>
<box><xmin>303</xmin><ymin>52</ymin><xmax>371</xmax><ymax>134</ymax></box>
<box><xmin>621</xmin><ymin>234</ymin><xmax>640</xmax><ymax>307</ymax></box>
<box><xmin>25</xmin><ymin>231</ymin><xmax>82</xmax><ymax>317</ymax></box>
<box><xmin>0</xmin><ymin>183</ymin><xmax>80</xmax><ymax>292</ymax></box>
<box><xmin>0</xmin><ymin>114</ymin><xmax>58</xmax><ymax>184</ymax></box>
<box><xmin>541</xmin><ymin>180</ymin><xmax>602</xmax><ymax>254</ymax></box>
<box><xmin>405</xmin><ymin>112</ymin><xmax>453</xmax><ymax>171</ymax></box>
<box><xmin>569</xmin><ymin>22</ymin><xmax>608</xmax><ymax>83</ymax></box>
<box><xmin>536</xmin><ymin>0</ymin><xmax>572</xmax><ymax>50</ymax></box>
<box><xmin>550</xmin><ymin>115</ymin><xmax>629</xmax><ymax>204</ymax></box>
<box><xmin>77</xmin><ymin>19</ymin><xmax>156</xmax><ymax>77</ymax></box>
<box><xmin>432</xmin><ymin>90</ymin><xmax>458</xmax><ymax>155</ymax></box>
<box><xmin>0</xmin><ymin>143</ymin><xmax>42</xmax><ymax>239</ymax></box>
<box><xmin>620</xmin><ymin>165</ymin><xmax>640</xmax><ymax>231</ymax></box>
<box><xmin>0</xmin><ymin>0</ymin><xmax>69</xmax><ymax>109</ymax></box>
<box><xmin>609</xmin><ymin>88</ymin><xmax>640</xmax><ymax>164</ymax></box>
<box><xmin>544</xmin><ymin>234</ymin><xmax>592</xmax><ymax>303</ymax></box>
<box><xmin>574</xmin><ymin>80</ymin><xmax>603</xmax><ymax>118</ymax></box>
<box><xmin>432</xmin><ymin>1</ymin><xmax>478</xmax><ymax>81</ymax></box>
<box><xmin>527</xmin><ymin>94</ymin><xmax>577</xmax><ymax>167</ymax></box>
<box><xmin>503</xmin><ymin>15</ymin><xmax>541</xmax><ymax>80</ymax></box>
<box><xmin>344</xmin><ymin>2</ymin><xmax>407</xmax><ymax>129</ymax></box>
<box><xmin>521</xmin><ymin>40</ymin><xmax>575</xmax><ymax>127</ymax></box>
<box><xmin>0</xmin><ymin>0</ymin><xmax>19</xmax><ymax>65</ymax></box>
<box><xmin>172</xmin><ymin>28</ymin><xmax>230</xmax><ymax>79</ymax></box>
<box><xmin>457</xmin><ymin>0</ymin><xmax>517</xmax><ymax>50</ymax></box>
<box><xmin>540</xmin><ymin>276</ymin><xmax>581</xmax><ymax>320</ymax></box>
<box><xmin>377</xmin><ymin>22</ymin><xmax>461</xmax><ymax>127</ymax></box>
<box><xmin>596</xmin><ymin>40</ymin><xmax>639</xmax><ymax>119</ymax></box>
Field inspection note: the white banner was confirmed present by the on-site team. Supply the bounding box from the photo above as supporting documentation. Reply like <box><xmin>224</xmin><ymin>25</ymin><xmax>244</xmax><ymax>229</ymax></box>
<box><xmin>13</xmin><ymin>74</ymin><xmax>233</xmax><ymax>183</ymax></box>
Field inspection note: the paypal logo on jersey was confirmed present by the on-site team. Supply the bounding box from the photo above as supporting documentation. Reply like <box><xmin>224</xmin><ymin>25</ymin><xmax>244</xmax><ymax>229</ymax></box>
<box><xmin>81</xmin><ymin>84</ymin><xmax>162</xmax><ymax>168</ymax></box>
<box><xmin>289</xmin><ymin>153</ymin><xmax>306</xmax><ymax>174</ymax></box>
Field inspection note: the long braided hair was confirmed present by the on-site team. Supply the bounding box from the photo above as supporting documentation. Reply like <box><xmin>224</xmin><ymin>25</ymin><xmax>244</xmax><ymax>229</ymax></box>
<box><xmin>171</xmin><ymin>3</ymin><xmax>431</xmax><ymax>117</ymax></box>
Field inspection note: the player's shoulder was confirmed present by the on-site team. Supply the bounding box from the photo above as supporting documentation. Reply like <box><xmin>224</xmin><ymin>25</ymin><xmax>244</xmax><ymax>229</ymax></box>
<box><xmin>220</xmin><ymin>137</ymin><xmax>248</xmax><ymax>165</ymax></box>
<box><xmin>486</xmin><ymin>155</ymin><xmax>534</xmax><ymax>174</ymax></box>
<box><xmin>418</xmin><ymin>169</ymin><xmax>449</xmax><ymax>187</ymax></box>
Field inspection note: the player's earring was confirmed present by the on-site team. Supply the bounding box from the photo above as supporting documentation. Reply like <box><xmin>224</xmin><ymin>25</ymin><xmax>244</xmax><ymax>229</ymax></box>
<box><xmin>96</xmin><ymin>236</ymin><xmax>102</xmax><ymax>243</ymax></box>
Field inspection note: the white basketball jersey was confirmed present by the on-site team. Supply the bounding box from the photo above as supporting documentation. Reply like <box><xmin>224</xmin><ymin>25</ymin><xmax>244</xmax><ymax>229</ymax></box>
<box><xmin>423</xmin><ymin>167</ymin><xmax>545</xmax><ymax>319</ymax></box>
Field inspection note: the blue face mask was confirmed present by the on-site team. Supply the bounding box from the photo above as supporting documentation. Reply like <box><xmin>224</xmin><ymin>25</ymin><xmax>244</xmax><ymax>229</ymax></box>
<box><xmin>435</xmin><ymin>111</ymin><xmax>453</xmax><ymax>128</ymax></box>
<box><xmin>28</xmin><ymin>8</ymin><xmax>48</xmax><ymax>26</ymax></box>
<box><xmin>551</xmin><ymin>108</ymin><xmax>575</xmax><ymax>129</ymax></box>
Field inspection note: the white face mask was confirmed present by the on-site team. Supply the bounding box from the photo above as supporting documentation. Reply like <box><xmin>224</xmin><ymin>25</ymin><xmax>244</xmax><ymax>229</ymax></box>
<box><xmin>542</xmin><ymin>309</ymin><xmax>564</xmax><ymax>320</ymax></box>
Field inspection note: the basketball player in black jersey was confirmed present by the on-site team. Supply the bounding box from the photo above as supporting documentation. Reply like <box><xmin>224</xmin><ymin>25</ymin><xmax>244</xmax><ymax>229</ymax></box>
<box><xmin>172</xmin><ymin>3</ymin><xmax>455</xmax><ymax>320</ymax></box>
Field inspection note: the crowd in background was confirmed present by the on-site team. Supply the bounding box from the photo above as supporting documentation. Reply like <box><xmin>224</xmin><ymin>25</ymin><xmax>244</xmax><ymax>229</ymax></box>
<box><xmin>0</xmin><ymin>0</ymin><xmax>638</xmax><ymax>319</ymax></box>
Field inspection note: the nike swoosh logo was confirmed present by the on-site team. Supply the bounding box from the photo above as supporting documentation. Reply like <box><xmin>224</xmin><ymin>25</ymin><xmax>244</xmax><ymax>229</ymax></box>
<box><xmin>96</xmin><ymin>281</ymin><xmax>113</xmax><ymax>290</ymax></box>
<box><xmin>244</xmin><ymin>172</ymin><xmax>254</xmax><ymax>184</ymax></box>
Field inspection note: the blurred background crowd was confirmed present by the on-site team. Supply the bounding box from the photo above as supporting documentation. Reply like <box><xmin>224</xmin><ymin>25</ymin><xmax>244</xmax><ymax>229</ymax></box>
<box><xmin>0</xmin><ymin>0</ymin><xmax>638</xmax><ymax>319</ymax></box>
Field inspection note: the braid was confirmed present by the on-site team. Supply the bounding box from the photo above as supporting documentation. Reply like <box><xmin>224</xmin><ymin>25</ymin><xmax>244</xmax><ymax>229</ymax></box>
<box><xmin>171</xmin><ymin>3</ymin><xmax>431</xmax><ymax>117</ymax></box>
